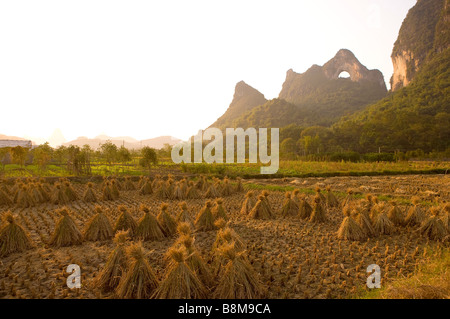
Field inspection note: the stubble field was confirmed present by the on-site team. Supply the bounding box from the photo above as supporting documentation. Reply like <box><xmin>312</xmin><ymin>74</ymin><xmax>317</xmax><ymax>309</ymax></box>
<box><xmin>0</xmin><ymin>174</ymin><xmax>448</xmax><ymax>299</ymax></box>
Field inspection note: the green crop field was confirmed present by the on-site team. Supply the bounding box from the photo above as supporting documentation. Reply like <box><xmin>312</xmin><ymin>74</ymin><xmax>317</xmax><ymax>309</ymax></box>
<box><xmin>1</xmin><ymin>160</ymin><xmax>448</xmax><ymax>179</ymax></box>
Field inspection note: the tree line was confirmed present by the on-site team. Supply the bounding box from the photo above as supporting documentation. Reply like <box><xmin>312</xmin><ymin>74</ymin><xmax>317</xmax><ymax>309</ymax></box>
<box><xmin>0</xmin><ymin>141</ymin><xmax>173</xmax><ymax>175</ymax></box>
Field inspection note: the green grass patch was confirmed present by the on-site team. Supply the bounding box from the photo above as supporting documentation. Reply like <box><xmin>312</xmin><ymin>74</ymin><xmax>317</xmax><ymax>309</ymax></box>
<box><xmin>354</xmin><ymin>246</ymin><xmax>450</xmax><ymax>299</ymax></box>
<box><xmin>0</xmin><ymin>164</ymin><xmax>70</xmax><ymax>177</ymax></box>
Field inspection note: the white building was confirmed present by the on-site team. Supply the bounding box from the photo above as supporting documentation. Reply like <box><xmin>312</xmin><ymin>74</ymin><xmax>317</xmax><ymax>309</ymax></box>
<box><xmin>0</xmin><ymin>140</ymin><xmax>32</xmax><ymax>149</ymax></box>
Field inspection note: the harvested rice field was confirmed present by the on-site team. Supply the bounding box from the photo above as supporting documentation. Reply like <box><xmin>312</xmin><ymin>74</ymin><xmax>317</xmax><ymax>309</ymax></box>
<box><xmin>0</xmin><ymin>174</ymin><xmax>448</xmax><ymax>299</ymax></box>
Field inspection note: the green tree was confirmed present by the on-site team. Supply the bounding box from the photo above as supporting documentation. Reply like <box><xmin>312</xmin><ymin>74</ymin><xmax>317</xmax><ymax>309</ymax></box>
<box><xmin>117</xmin><ymin>146</ymin><xmax>132</xmax><ymax>172</ymax></box>
<box><xmin>79</xmin><ymin>145</ymin><xmax>93</xmax><ymax>175</ymax></box>
<box><xmin>158</xmin><ymin>143</ymin><xmax>172</xmax><ymax>160</ymax></box>
<box><xmin>117</xmin><ymin>146</ymin><xmax>131</xmax><ymax>163</ymax></box>
<box><xmin>140</xmin><ymin>146</ymin><xmax>157</xmax><ymax>173</ymax></box>
<box><xmin>100</xmin><ymin>140</ymin><xmax>118</xmax><ymax>169</ymax></box>
<box><xmin>11</xmin><ymin>146</ymin><xmax>28</xmax><ymax>167</ymax></box>
<box><xmin>33</xmin><ymin>142</ymin><xmax>53</xmax><ymax>171</ymax></box>
<box><xmin>280</xmin><ymin>138</ymin><xmax>297</xmax><ymax>159</ymax></box>
<box><xmin>54</xmin><ymin>145</ymin><xmax>67</xmax><ymax>164</ymax></box>
<box><xmin>0</xmin><ymin>148</ymin><xmax>12</xmax><ymax>170</ymax></box>
<box><xmin>280</xmin><ymin>124</ymin><xmax>304</xmax><ymax>142</ymax></box>
<box><xmin>66</xmin><ymin>145</ymin><xmax>81</xmax><ymax>175</ymax></box>
<box><xmin>300</xmin><ymin>126</ymin><xmax>328</xmax><ymax>139</ymax></box>
<box><xmin>299</xmin><ymin>135</ymin><xmax>321</xmax><ymax>155</ymax></box>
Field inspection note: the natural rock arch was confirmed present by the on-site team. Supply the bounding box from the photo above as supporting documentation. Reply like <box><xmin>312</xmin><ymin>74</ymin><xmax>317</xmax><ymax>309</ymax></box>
<box><xmin>279</xmin><ymin>49</ymin><xmax>387</xmax><ymax>104</ymax></box>
<box><xmin>338</xmin><ymin>71</ymin><xmax>351</xmax><ymax>78</ymax></box>
<box><xmin>322</xmin><ymin>49</ymin><xmax>386</xmax><ymax>88</ymax></box>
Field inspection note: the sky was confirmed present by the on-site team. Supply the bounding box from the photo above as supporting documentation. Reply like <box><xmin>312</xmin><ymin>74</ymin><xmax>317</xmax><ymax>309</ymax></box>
<box><xmin>0</xmin><ymin>0</ymin><xmax>417</xmax><ymax>145</ymax></box>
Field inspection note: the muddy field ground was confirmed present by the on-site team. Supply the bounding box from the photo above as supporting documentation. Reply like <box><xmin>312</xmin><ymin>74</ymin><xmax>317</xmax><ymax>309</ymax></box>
<box><xmin>0</xmin><ymin>174</ymin><xmax>448</xmax><ymax>299</ymax></box>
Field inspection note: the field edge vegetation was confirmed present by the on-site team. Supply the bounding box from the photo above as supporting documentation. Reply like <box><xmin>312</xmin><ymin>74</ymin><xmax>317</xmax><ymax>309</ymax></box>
<box><xmin>354</xmin><ymin>246</ymin><xmax>450</xmax><ymax>299</ymax></box>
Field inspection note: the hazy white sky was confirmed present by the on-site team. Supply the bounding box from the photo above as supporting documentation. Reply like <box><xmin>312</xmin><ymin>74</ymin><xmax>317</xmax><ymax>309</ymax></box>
<box><xmin>0</xmin><ymin>0</ymin><xmax>416</xmax><ymax>143</ymax></box>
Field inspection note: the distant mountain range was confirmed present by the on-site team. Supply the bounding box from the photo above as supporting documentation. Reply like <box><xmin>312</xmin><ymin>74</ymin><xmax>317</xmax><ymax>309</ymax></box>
<box><xmin>0</xmin><ymin>134</ymin><xmax>28</xmax><ymax>141</ymax></box>
<box><xmin>62</xmin><ymin>135</ymin><xmax>182</xmax><ymax>150</ymax></box>
<box><xmin>0</xmin><ymin>133</ymin><xmax>182</xmax><ymax>150</ymax></box>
